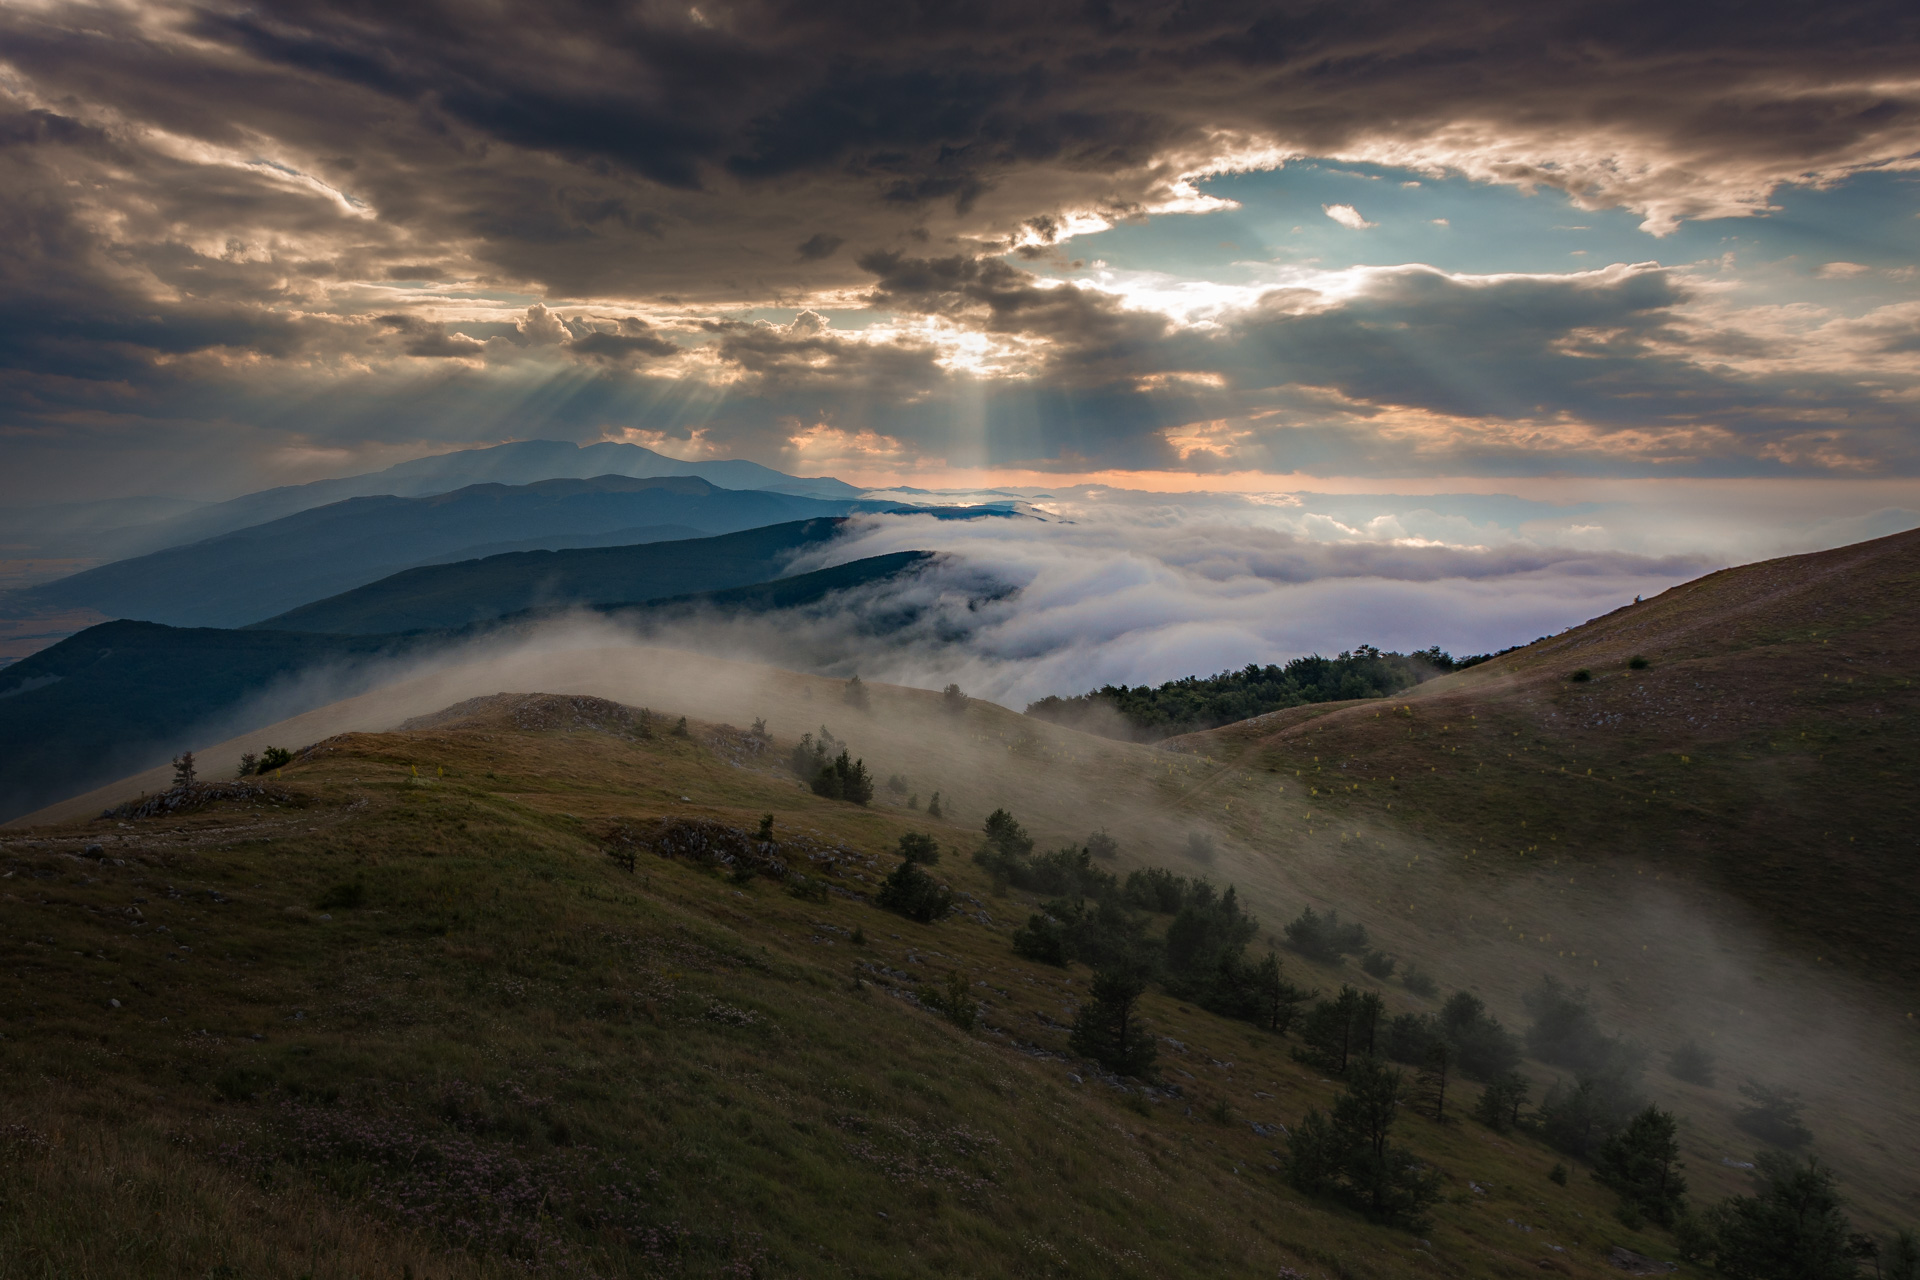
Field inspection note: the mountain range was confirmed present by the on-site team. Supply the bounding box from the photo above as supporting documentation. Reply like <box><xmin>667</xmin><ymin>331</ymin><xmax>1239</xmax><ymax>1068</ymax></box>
<box><xmin>0</xmin><ymin>438</ymin><xmax>864</xmax><ymax>564</ymax></box>
<box><xmin>8</xmin><ymin>475</ymin><xmax>894</xmax><ymax>629</ymax></box>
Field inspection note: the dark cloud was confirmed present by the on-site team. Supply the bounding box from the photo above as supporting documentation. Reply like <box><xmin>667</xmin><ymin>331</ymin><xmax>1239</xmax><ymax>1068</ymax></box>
<box><xmin>0</xmin><ymin>1</ymin><xmax>1916</xmax><ymax>496</ymax></box>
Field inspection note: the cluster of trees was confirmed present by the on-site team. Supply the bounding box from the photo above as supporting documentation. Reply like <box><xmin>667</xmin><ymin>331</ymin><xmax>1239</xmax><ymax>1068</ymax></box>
<box><xmin>788</xmin><ymin>726</ymin><xmax>875</xmax><ymax>804</ymax></box>
<box><xmin>235</xmin><ymin>745</ymin><xmax>293</xmax><ymax>777</ymax></box>
<box><xmin>1024</xmin><ymin>646</ymin><xmax>1490</xmax><ymax>741</ymax></box>
<box><xmin>1282</xmin><ymin>905</ymin><xmax>1371</xmax><ymax>962</ymax></box>
<box><xmin>973</xmin><ymin>809</ymin><xmax>1312</xmax><ymax>1046</ymax></box>
<box><xmin>1285</xmin><ymin>1055</ymin><xmax>1442</xmax><ymax>1228</ymax></box>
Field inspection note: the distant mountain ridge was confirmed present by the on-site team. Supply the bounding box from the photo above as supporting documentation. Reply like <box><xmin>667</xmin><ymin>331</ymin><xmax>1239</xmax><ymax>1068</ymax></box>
<box><xmin>3</xmin><ymin>439</ymin><xmax>865</xmax><ymax>563</ymax></box>
<box><xmin>0</xmin><ymin>540</ymin><xmax>945</xmax><ymax>821</ymax></box>
<box><xmin>8</xmin><ymin>476</ymin><xmax>883</xmax><ymax>629</ymax></box>
<box><xmin>251</xmin><ymin>517</ymin><xmax>855</xmax><ymax>634</ymax></box>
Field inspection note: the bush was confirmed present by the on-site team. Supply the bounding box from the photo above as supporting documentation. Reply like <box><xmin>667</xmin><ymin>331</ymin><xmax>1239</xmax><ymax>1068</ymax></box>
<box><xmin>885</xmin><ymin>773</ymin><xmax>909</xmax><ymax>796</ymax></box>
<box><xmin>1569</xmin><ymin>669</ymin><xmax>1592</xmax><ymax>682</ymax></box>
<box><xmin>1012</xmin><ymin>912</ymin><xmax>1072</xmax><ymax>966</ymax></box>
<box><xmin>896</xmin><ymin>832</ymin><xmax>940</xmax><ymax>864</ymax></box>
<box><xmin>1283</xmin><ymin>906</ymin><xmax>1369</xmax><ymax>962</ymax></box>
<box><xmin>920</xmin><ymin>970</ymin><xmax>977</xmax><ymax>1031</ymax></box>
<box><xmin>941</xmin><ymin>683</ymin><xmax>969</xmax><ymax>714</ymax></box>
<box><xmin>1069</xmin><ymin>968</ymin><xmax>1158</xmax><ymax>1079</ymax></box>
<box><xmin>1184</xmin><ymin>831</ymin><xmax>1215</xmax><ymax>864</ymax></box>
<box><xmin>1735</xmin><ymin>1080</ymin><xmax>1813</xmax><ymax>1148</ymax></box>
<box><xmin>1401</xmin><ymin>964</ymin><xmax>1438</xmax><ymax>998</ymax></box>
<box><xmin>1628</xmin><ymin>655</ymin><xmax>1651</xmax><ymax>670</ymax></box>
<box><xmin>1086</xmin><ymin>829</ymin><xmax>1118</xmax><ymax>860</ymax></box>
<box><xmin>874</xmin><ymin>860</ymin><xmax>952</xmax><ymax>923</ymax></box>
<box><xmin>257</xmin><ymin>745</ymin><xmax>294</xmax><ymax>773</ymax></box>
<box><xmin>1360</xmin><ymin>950</ymin><xmax>1396</xmax><ymax>979</ymax></box>
<box><xmin>1667</xmin><ymin>1038</ymin><xmax>1717</xmax><ymax>1087</ymax></box>
<box><xmin>1548</xmin><ymin>1162</ymin><xmax>1569</xmax><ymax>1186</ymax></box>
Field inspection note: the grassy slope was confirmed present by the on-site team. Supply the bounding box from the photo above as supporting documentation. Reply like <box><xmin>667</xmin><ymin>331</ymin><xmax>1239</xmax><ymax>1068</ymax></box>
<box><xmin>1163</xmin><ymin>524</ymin><xmax>1920</xmax><ymax>980</ymax></box>
<box><xmin>5</xmin><ymin>694</ymin><xmax>1693</xmax><ymax>1280</ymax></box>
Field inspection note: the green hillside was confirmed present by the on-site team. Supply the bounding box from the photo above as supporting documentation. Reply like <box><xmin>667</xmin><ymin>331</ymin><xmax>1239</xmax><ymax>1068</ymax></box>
<box><xmin>0</xmin><ymin>690</ymin><xmax>1777</xmax><ymax>1280</ymax></box>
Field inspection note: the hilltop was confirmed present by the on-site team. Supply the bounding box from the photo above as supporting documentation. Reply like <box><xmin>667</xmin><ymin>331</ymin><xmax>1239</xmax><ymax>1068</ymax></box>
<box><xmin>1166</xmin><ymin>523</ymin><xmax>1920</xmax><ymax>982</ymax></box>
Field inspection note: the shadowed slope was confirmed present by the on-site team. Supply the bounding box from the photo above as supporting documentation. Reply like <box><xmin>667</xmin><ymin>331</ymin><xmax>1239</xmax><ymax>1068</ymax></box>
<box><xmin>1169</xmin><ymin>524</ymin><xmax>1920</xmax><ymax>979</ymax></box>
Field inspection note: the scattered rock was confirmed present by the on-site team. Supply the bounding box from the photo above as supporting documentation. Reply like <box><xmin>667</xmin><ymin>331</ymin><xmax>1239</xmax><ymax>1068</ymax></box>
<box><xmin>1608</xmin><ymin>1247</ymin><xmax>1677</xmax><ymax>1274</ymax></box>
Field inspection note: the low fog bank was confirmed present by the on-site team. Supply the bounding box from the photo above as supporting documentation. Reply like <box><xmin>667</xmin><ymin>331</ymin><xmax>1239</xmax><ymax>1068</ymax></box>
<box><xmin>770</xmin><ymin>510</ymin><xmax>1704</xmax><ymax>706</ymax></box>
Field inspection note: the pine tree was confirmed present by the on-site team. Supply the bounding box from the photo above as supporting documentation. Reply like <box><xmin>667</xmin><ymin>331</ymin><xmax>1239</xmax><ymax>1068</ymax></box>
<box><xmin>1415</xmin><ymin>1039</ymin><xmax>1451</xmax><ymax>1122</ymax></box>
<box><xmin>171</xmin><ymin>751</ymin><xmax>196</xmax><ymax>789</ymax></box>
<box><xmin>1707</xmin><ymin>1152</ymin><xmax>1858</xmax><ymax>1280</ymax></box>
<box><xmin>844</xmin><ymin>674</ymin><xmax>870</xmax><ymax>710</ymax></box>
<box><xmin>941</xmin><ymin>683</ymin><xmax>968</xmax><ymax>714</ymax></box>
<box><xmin>1473</xmin><ymin>1072</ymin><xmax>1531</xmax><ymax>1132</ymax></box>
<box><xmin>1593</xmin><ymin>1105</ymin><xmax>1688</xmax><ymax>1227</ymax></box>
<box><xmin>926</xmin><ymin>791</ymin><xmax>943</xmax><ymax>818</ymax></box>
<box><xmin>1069</xmin><ymin>967</ymin><xmax>1157</xmax><ymax>1079</ymax></box>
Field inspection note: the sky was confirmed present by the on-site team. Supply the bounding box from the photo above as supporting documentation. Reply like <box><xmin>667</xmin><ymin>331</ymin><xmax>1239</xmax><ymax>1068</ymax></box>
<box><xmin>2</xmin><ymin>0</ymin><xmax>1918</xmax><ymax>567</ymax></box>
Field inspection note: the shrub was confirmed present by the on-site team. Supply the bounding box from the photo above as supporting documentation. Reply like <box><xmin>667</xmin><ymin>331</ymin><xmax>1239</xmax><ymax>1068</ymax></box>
<box><xmin>1085</xmin><ymin>829</ymin><xmax>1118</xmax><ymax>860</ymax></box>
<box><xmin>235</xmin><ymin>752</ymin><xmax>258</xmax><ymax>778</ymax></box>
<box><xmin>1012</xmin><ymin>912</ymin><xmax>1071</xmax><ymax>966</ymax></box>
<box><xmin>672</xmin><ymin>716</ymin><xmax>690</xmax><ymax>736</ymax></box>
<box><xmin>1735</xmin><ymin>1080</ymin><xmax>1813</xmax><ymax>1148</ymax></box>
<box><xmin>1548</xmin><ymin>1162</ymin><xmax>1569</xmax><ymax>1186</ymax></box>
<box><xmin>941</xmin><ymin>683</ymin><xmax>968</xmax><ymax>714</ymax></box>
<box><xmin>257</xmin><ymin>745</ymin><xmax>294</xmax><ymax>773</ymax></box>
<box><xmin>1401</xmin><ymin>964</ymin><xmax>1438</xmax><ymax>998</ymax></box>
<box><xmin>1283</xmin><ymin>906</ymin><xmax>1369</xmax><ymax>963</ymax></box>
<box><xmin>873</xmin><ymin>859</ymin><xmax>952</xmax><ymax>923</ymax></box>
<box><xmin>1668</xmin><ymin>1038</ymin><xmax>1717</xmax><ymax>1087</ymax></box>
<box><xmin>1184</xmin><ymin>831</ymin><xmax>1215</xmax><ymax>864</ymax></box>
<box><xmin>926</xmin><ymin>792</ymin><xmax>943</xmax><ymax>818</ymax></box>
<box><xmin>1569</xmin><ymin>669</ymin><xmax>1592</xmax><ymax>682</ymax></box>
<box><xmin>920</xmin><ymin>970</ymin><xmax>977</xmax><ymax>1031</ymax></box>
<box><xmin>896</xmin><ymin>832</ymin><xmax>940</xmax><ymax>864</ymax></box>
<box><xmin>885</xmin><ymin>773</ymin><xmax>909</xmax><ymax>796</ymax></box>
<box><xmin>1628</xmin><ymin>655</ymin><xmax>1650</xmax><ymax>670</ymax></box>
<box><xmin>1360</xmin><ymin>950</ymin><xmax>1396</xmax><ymax>979</ymax></box>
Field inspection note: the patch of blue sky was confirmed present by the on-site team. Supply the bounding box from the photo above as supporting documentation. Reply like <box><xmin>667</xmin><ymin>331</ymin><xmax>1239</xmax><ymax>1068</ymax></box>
<box><xmin>1038</xmin><ymin>161</ymin><xmax>1917</xmax><ymax>309</ymax></box>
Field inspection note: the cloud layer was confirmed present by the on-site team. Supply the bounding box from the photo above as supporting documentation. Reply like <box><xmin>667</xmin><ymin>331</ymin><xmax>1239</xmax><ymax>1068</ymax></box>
<box><xmin>1</xmin><ymin>0</ymin><xmax>1918</xmax><ymax>498</ymax></box>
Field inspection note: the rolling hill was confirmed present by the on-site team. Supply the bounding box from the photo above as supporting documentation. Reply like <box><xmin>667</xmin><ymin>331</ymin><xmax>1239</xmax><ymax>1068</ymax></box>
<box><xmin>1163</xmin><ymin>522</ymin><xmax>1920</xmax><ymax>983</ymax></box>
<box><xmin>2</xmin><ymin>668</ymin><xmax>1914</xmax><ymax>1278</ymax></box>
<box><xmin>7</xmin><ymin>476</ymin><xmax>876</xmax><ymax>629</ymax></box>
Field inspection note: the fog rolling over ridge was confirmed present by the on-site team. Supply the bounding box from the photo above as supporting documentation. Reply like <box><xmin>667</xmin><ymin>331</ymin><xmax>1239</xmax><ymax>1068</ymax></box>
<box><xmin>33</xmin><ymin>623</ymin><xmax>1920</xmax><ymax>1235</ymax></box>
